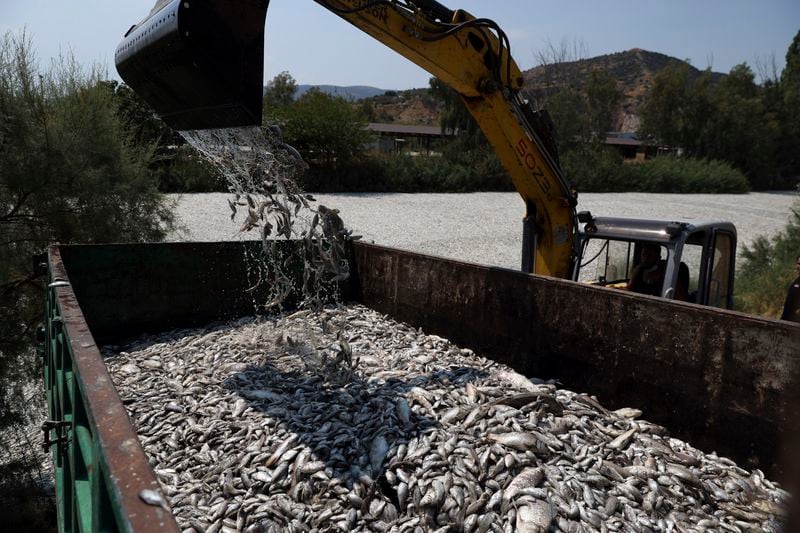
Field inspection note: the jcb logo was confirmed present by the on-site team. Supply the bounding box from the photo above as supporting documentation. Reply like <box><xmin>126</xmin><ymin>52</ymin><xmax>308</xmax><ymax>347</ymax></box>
<box><xmin>516</xmin><ymin>139</ymin><xmax>550</xmax><ymax>194</ymax></box>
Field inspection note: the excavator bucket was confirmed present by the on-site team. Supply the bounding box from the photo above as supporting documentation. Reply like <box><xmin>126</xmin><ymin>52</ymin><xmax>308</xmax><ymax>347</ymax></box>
<box><xmin>115</xmin><ymin>0</ymin><xmax>270</xmax><ymax>130</ymax></box>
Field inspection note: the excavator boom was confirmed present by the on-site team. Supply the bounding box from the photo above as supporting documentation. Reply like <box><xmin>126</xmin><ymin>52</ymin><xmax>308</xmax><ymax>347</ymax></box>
<box><xmin>116</xmin><ymin>0</ymin><xmax>578</xmax><ymax>277</ymax></box>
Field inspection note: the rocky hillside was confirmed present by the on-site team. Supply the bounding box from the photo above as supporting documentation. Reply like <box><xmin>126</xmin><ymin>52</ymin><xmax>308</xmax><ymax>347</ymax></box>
<box><xmin>359</xmin><ymin>88</ymin><xmax>442</xmax><ymax>125</ymax></box>
<box><xmin>523</xmin><ymin>49</ymin><xmax>725</xmax><ymax>131</ymax></box>
<box><xmin>360</xmin><ymin>49</ymin><xmax>725</xmax><ymax>132</ymax></box>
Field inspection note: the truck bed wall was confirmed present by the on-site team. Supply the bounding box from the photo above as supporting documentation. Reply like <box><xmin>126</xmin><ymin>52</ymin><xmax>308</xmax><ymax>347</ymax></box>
<box><xmin>60</xmin><ymin>241</ymin><xmax>284</xmax><ymax>342</ymax></box>
<box><xmin>350</xmin><ymin>243</ymin><xmax>799</xmax><ymax>477</ymax></box>
<box><xmin>58</xmin><ymin>241</ymin><xmax>798</xmax><ymax>476</ymax></box>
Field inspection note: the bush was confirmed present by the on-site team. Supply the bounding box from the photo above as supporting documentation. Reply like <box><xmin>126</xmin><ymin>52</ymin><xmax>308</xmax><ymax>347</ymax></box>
<box><xmin>561</xmin><ymin>145</ymin><xmax>626</xmax><ymax>192</ymax></box>
<box><xmin>0</xmin><ymin>31</ymin><xmax>174</xmax><ymax>519</ymax></box>
<box><xmin>283</xmin><ymin>89</ymin><xmax>373</xmax><ymax>167</ymax></box>
<box><xmin>157</xmin><ymin>146</ymin><xmax>223</xmax><ymax>193</ymax></box>
<box><xmin>302</xmin><ymin>149</ymin><xmax>513</xmax><ymax>193</ymax></box>
<box><xmin>620</xmin><ymin>157</ymin><xmax>750</xmax><ymax>193</ymax></box>
<box><xmin>736</xmin><ymin>202</ymin><xmax>800</xmax><ymax>317</ymax></box>
<box><xmin>562</xmin><ymin>150</ymin><xmax>750</xmax><ymax>194</ymax></box>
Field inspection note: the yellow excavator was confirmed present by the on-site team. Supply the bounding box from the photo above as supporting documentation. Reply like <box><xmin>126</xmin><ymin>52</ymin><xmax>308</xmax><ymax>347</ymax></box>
<box><xmin>116</xmin><ymin>0</ymin><xmax>737</xmax><ymax>309</ymax></box>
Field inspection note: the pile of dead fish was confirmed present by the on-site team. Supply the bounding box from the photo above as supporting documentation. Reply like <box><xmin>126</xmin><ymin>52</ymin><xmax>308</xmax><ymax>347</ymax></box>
<box><xmin>104</xmin><ymin>305</ymin><xmax>789</xmax><ymax>533</ymax></box>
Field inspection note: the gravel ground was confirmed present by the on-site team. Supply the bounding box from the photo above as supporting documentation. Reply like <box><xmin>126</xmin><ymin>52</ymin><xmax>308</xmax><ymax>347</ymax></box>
<box><xmin>169</xmin><ymin>192</ymin><xmax>796</xmax><ymax>270</ymax></box>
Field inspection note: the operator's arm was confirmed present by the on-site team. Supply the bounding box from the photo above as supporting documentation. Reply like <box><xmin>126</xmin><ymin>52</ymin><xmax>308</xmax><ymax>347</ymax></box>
<box><xmin>625</xmin><ymin>266</ymin><xmax>641</xmax><ymax>292</ymax></box>
<box><xmin>313</xmin><ymin>0</ymin><xmax>577</xmax><ymax>278</ymax></box>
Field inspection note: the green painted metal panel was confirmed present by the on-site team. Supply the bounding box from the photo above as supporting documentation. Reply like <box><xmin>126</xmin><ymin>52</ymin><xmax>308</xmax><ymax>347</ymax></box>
<box><xmin>45</xmin><ymin>274</ymin><xmax>120</xmax><ymax>533</ymax></box>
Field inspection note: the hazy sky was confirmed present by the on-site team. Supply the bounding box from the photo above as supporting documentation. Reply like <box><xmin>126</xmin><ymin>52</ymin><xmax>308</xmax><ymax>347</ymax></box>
<box><xmin>2</xmin><ymin>1</ymin><xmax>798</xmax><ymax>89</ymax></box>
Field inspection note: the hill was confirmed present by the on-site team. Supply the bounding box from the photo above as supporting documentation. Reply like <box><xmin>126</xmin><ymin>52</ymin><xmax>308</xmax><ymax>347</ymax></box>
<box><xmin>296</xmin><ymin>84</ymin><xmax>388</xmax><ymax>100</ymax></box>
<box><xmin>522</xmin><ymin>49</ymin><xmax>725</xmax><ymax>131</ymax></box>
<box><xmin>359</xmin><ymin>88</ymin><xmax>443</xmax><ymax>125</ymax></box>
<box><xmin>297</xmin><ymin>50</ymin><xmax>727</xmax><ymax>132</ymax></box>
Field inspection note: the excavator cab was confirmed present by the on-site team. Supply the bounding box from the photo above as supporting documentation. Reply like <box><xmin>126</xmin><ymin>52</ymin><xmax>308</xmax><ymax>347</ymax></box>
<box><xmin>574</xmin><ymin>215</ymin><xmax>737</xmax><ymax>309</ymax></box>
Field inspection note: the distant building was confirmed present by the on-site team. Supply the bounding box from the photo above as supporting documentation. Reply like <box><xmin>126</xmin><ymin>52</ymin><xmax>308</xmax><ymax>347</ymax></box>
<box><xmin>366</xmin><ymin>123</ymin><xmax>453</xmax><ymax>155</ymax></box>
<box><xmin>602</xmin><ymin>132</ymin><xmax>675</xmax><ymax>161</ymax></box>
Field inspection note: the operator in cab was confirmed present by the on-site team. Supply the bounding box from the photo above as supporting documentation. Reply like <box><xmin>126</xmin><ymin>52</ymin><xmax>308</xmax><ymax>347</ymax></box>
<box><xmin>626</xmin><ymin>243</ymin><xmax>666</xmax><ymax>297</ymax></box>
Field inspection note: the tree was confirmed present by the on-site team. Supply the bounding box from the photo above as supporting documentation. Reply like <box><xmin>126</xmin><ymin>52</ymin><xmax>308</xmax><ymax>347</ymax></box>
<box><xmin>640</xmin><ymin>61</ymin><xmax>783</xmax><ymax>189</ymax></box>
<box><xmin>545</xmin><ymin>87</ymin><xmax>585</xmax><ymax>152</ymax></box>
<box><xmin>429</xmin><ymin>77</ymin><xmax>480</xmax><ymax>139</ymax></box>
<box><xmin>102</xmin><ymin>80</ymin><xmax>175</xmax><ymax>148</ymax></box>
<box><xmin>426</xmin><ymin>77</ymin><xmax>508</xmax><ymax>178</ymax></box>
<box><xmin>358</xmin><ymin>98</ymin><xmax>377</xmax><ymax>122</ymax></box>
<box><xmin>585</xmin><ymin>69</ymin><xmax>620</xmax><ymax>138</ymax></box>
<box><xmin>263</xmin><ymin>71</ymin><xmax>298</xmax><ymax>118</ymax></box>
<box><xmin>544</xmin><ymin>69</ymin><xmax>620</xmax><ymax>148</ymax></box>
<box><xmin>706</xmin><ymin>63</ymin><xmax>779</xmax><ymax>187</ymax></box>
<box><xmin>283</xmin><ymin>88</ymin><xmax>371</xmax><ymax>167</ymax></box>
<box><xmin>639</xmin><ymin>63</ymin><xmax>697</xmax><ymax>149</ymax></box>
<box><xmin>0</xmin><ymin>30</ymin><xmax>174</xmax><ymax>439</ymax></box>
<box><xmin>779</xmin><ymin>30</ymin><xmax>800</xmax><ymax>178</ymax></box>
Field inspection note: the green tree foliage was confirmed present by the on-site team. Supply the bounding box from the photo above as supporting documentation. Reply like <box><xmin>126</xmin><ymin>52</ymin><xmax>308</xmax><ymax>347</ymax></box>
<box><xmin>560</xmin><ymin>145</ymin><xmax>624</xmax><ymax>191</ymax></box>
<box><xmin>622</xmin><ymin>157</ymin><xmax>749</xmax><ymax>193</ymax></box>
<box><xmin>0</xmin><ymin>31</ymin><xmax>174</xmax><ymax>428</ymax></box>
<box><xmin>585</xmin><ymin>70</ymin><xmax>621</xmax><ymax>139</ymax></box>
<box><xmin>103</xmin><ymin>80</ymin><xmax>175</xmax><ymax>147</ymax></box>
<box><xmin>640</xmin><ymin>53</ymin><xmax>797</xmax><ymax>189</ymax></box>
<box><xmin>545</xmin><ymin>69</ymin><xmax>621</xmax><ymax>152</ymax></box>
<box><xmin>426</xmin><ymin>78</ymin><xmax>511</xmax><ymax>185</ymax></box>
<box><xmin>301</xmin><ymin>153</ymin><xmax>511</xmax><ymax>193</ymax></box>
<box><xmin>358</xmin><ymin>99</ymin><xmax>377</xmax><ymax>122</ymax></box>
<box><xmin>707</xmin><ymin>64</ymin><xmax>779</xmax><ymax>186</ymax></box>
<box><xmin>778</xmin><ymin>30</ymin><xmax>800</xmax><ymax>177</ymax></box>
<box><xmin>429</xmin><ymin>77</ymin><xmax>480</xmax><ymax>140</ymax></box>
<box><xmin>538</xmin><ymin>68</ymin><xmax>621</xmax><ymax>189</ymax></box>
<box><xmin>263</xmin><ymin>71</ymin><xmax>298</xmax><ymax>118</ymax></box>
<box><xmin>540</xmin><ymin>87</ymin><xmax>584</xmax><ymax>154</ymax></box>
<box><xmin>283</xmin><ymin>88</ymin><xmax>372</xmax><ymax>167</ymax></box>
<box><xmin>639</xmin><ymin>63</ymin><xmax>713</xmax><ymax>154</ymax></box>
<box><xmin>101</xmin><ymin>80</ymin><xmax>221</xmax><ymax>192</ymax></box>
<box><xmin>737</xmin><ymin>201</ymin><xmax>800</xmax><ymax>317</ymax></box>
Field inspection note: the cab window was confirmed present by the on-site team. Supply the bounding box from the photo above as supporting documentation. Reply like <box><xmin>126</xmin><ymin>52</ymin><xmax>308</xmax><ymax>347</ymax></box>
<box><xmin>578</xmin><ymin>239</ymin><xmax>636</xmax><ymax>286</ymax></box>
<box><xmin>679</xmin><ymin>231</ymin><xmax>706</xmax><ymax>302</ymax></box>
<box><xmin>708</xmin><ymin>232</ymin><xmax>734</xmax><ymax>308</ymax></box>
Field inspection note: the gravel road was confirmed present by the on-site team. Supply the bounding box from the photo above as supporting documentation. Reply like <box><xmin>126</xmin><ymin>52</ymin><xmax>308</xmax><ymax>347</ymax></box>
<box><xmin>170</xmin><ymin>192</ymin><xmax>796</xmax><ymax>270</ymax></box>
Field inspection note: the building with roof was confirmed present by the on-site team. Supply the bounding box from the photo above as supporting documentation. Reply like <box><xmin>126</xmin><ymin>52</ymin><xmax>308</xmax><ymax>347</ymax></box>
<box><xmin>603</xmin><ymin>132</ymin><xmax>676</xmax><ymax>160</ymax></box>
<box><xmin>366</xmin><ymin>122</ymin><xmax>453</xmax><ymax>155</ymax></box>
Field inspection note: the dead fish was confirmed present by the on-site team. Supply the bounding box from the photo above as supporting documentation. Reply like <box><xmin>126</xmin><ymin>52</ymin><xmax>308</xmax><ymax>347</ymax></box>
<box><xmin>608</xmin><ymin>427</ymin><xmax>637</xmax><ymax>450</ymax></box>
<box><xmin>395</xmin><ymin>398</ymin><xmax>411</xmax><ymax>426</ymax></box>
<box><xmin>516</xmin><ymin>500</ymin><xmax>554</xmax><ymax>533</ymax></box>
<box><xmin>103</xmin><ymin>303</ymin><xmax>790</xmax><ymax>533</ymax></box>
<box><xmin>487</xmin><ymin>432</ymin><xmax>540</xmax><ymax>452</ymax></box>
<box><xmin>370</xmin><ymin>434</ymin><xmax>389</xmax><ymax>473</ymax></box>
<box><xmin>503</xmin><ymin>468</ymin><xmax>545</xmax><ymax>507</ymax></box>
<box><xmin>614</xmin><ymin>407</ymin><xmax>642</xmax><ymax>419</ymax></box>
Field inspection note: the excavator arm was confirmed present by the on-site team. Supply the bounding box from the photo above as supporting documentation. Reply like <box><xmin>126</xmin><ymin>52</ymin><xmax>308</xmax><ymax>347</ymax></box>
<box><xmin>116</xmin><ymin>0</ymin><xmax>578</xmax><ymax>277</ymax></box>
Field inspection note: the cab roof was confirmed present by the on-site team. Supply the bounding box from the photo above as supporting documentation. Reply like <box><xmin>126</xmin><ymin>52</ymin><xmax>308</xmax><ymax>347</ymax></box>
<box><xmin>580</xmin><ymin>217</ymin><xmax>737</xmax><ymax>243</ymax></box>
